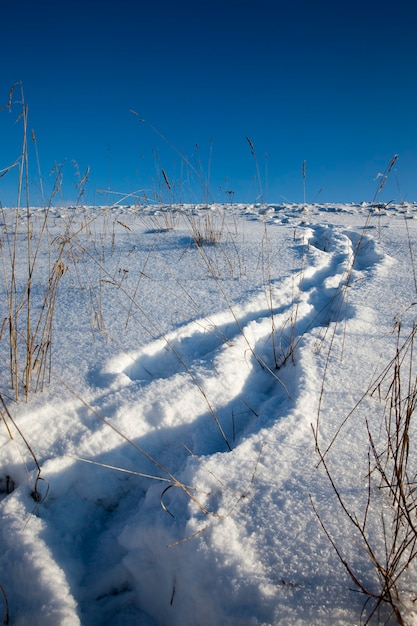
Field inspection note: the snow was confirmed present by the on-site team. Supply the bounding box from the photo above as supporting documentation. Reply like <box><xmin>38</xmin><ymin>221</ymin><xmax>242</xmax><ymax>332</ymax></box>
<box><xmin>1</xmin><ymin>201</ymin><xmax>417</xmax><ymax>625</ymax></box>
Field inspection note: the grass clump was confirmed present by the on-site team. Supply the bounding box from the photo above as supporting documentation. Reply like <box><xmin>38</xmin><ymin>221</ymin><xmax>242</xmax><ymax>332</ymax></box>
<box><xmin>0</xmin><ymin>84</ymin><xmax>78</xmax><ymax>399</ymax></box>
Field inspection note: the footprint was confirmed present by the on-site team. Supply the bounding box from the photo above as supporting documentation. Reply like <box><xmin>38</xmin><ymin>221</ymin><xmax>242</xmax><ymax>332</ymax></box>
<box><xmin>124</xmin><ymin>324</ymin><xmax>232</xmax><ymax>382</ymax></box>
<box><xmin>345</xmin><ymin>230</ymin><xmax>385</xmax><ymax>270</ymax></box>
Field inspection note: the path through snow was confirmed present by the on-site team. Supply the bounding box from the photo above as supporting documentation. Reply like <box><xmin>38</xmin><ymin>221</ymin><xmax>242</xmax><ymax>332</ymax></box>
<box><xmin>0</xmin><ymin>203</ymin><xmax>416</xmax><ymax>625</ymax></box>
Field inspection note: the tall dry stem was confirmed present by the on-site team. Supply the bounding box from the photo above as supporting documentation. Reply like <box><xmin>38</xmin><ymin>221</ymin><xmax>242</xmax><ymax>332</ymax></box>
<box><xmin>312</xmin><ymin>217</ymin><xmax>417</xmax><ymax>625</ymax></box>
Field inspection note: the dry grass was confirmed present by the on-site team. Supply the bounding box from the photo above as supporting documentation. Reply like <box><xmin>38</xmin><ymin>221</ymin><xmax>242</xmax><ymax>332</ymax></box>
<box><xmin>64</xmin><ymin>382</ymin><xmax>222</xmax><ymax>516</ymax></box>
<box><xmin>312</xmin><ymin>317</ymin><xmax>417</xmax><ymax>625</ymax></box>
<box><xmin>0</xmin><ymin>84</ymin><xmax>84</xmax><ymax>399</ymax></box>
<box><xmin>311</xmin><ymin>166</ymin><xmax>416</xmax><ymax>625</ymax></box>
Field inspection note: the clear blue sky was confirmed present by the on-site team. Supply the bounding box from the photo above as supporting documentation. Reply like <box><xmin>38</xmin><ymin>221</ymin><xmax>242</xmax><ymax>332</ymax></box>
<box><xmin>1</xmin><ymin>0</ymin><xmax>416</xmax><ymax>206</ymax></box>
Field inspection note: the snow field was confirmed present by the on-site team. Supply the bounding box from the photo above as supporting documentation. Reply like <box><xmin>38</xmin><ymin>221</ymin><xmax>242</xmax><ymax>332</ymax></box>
<box><xmin>0</xmin><ymin>202</ymin><xmax>417</xmax><ymax>624</ymax></box>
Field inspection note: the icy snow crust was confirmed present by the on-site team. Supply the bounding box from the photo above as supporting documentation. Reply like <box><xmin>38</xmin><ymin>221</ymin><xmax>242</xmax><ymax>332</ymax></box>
<box><xmin>0</xmin><ymin>202</ymin><xmax>417</xmax><ymax>625</ymax></box>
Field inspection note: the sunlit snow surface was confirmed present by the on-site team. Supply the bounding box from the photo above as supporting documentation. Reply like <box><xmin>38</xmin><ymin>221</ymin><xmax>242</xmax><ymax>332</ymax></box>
<box><xmin>1</xmin><ymin>202</ymin><xmax>417</xmax><ymax>625</ymax></box>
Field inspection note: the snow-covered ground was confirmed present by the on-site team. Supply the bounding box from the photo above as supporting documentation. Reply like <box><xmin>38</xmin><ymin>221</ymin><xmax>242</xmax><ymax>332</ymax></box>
<box><xmin>0</xmin><ymin>202</ymin><xmax>416</xmax><ymax>625</ymax></box>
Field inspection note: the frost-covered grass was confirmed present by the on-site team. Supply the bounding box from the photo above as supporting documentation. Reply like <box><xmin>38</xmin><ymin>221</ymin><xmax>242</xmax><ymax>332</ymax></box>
<box><xmin>0</xmin><ymin>201</ymin><xmax>417</xmax><ymax>625</ymax></box>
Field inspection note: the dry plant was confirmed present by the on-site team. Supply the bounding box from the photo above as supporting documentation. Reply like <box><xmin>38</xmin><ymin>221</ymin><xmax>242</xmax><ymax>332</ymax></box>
<box><xmin>366</xmin><ymin>318</ymin><xmax>417</xmax><ymax>623</ymax></box>
<box><xmin>258</xmin><ymin>220</ymin><xmax>280</xmax><ymax>369</ymax></box>
<box><xmin>1</xmin><ymin>84</ymin><xmax>134</xmax><ymax>390</ymax></box>
<box><xmin>64</xmin><ymin>380</ymin><xmax>265</xmax><ymax>549</ymax></box>
<box><xmin>143</xmin><ymin>203</ymin><xmax>180</xmax><ymax>233</ymax></box>
<box><xmin>372</xmin><ymin>155</ymin><xmax>398</xmax><ymax>239</ymax></box>
<box><xmin>312</xmin><ymin>317</ymin><xmax>417</xmax><ymax>625</ymax></box>
<box><xmin>0</xmin><ymin>84</ymin><xmax>74</xmax><ymax>399</ymax></box>
<box><xmin>190</xmin><ymin>234</ymin><xmax>290</xmax><ymax>396</ymax></box>
<box><xmin>246</xmin><ymin>136</ymin><xmax>264</xmax><ymax>205</ymax></box>
<box><xmin>130</xmin><ymin>113</ymin><xmax>231</xmax><ymax>245</ymax></box>
<box><xmin>246</xmin><ymin>138</ymin><xmax>311</xmax><ymax>370</ymax></box>
<box><xmin>185</xmin><ymin>204</ymin><xmax>226</xmax><ymax>246</ymax></box>
<box><xmin>130</xmin><ymin>112</ymin><xmax>211</xmax><ymax>201</ymax></box>
<box><xmin>0</xmin><ymin>391</ymin><xmax>47</xmax><ymax>504</ymax></box>
<box><xmin>258</xmin><ymin>222</ymin><xmax>308</xmax><ymax>369</ymax></box>
<box><xmin>302</xmin><ymin>160</ymin><xmax>307</xmax><ymax>209</ymax></box>
<box><xmin>311</xmin><ymin>207</ymin><xmax>417</xmax><ymax>625</ymax></box>
<box><xmin>373</xmin><ymin>155</ymin><xmax>398</xmax><ymax>205</ymax></box>
<box><xmin>60</xmin><ymin>230</ymin><xmax>235</xmax><ymax>450</ymax></box>
<box><xmin>136</xmin><ymin>168</ymin><xmax>181</xmax><ymax>232</ymax></box>
<box><xmin>64</xmin><ymin>382</ymin><xmax>227</xmax><ymax>512</ymax></box>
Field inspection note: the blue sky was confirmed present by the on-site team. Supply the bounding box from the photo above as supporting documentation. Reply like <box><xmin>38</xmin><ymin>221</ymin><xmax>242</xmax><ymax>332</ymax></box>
<box><xmin>1</xmin><ymin>0</ymin><xmax>416</xmax><ymax>206</ymax></box>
